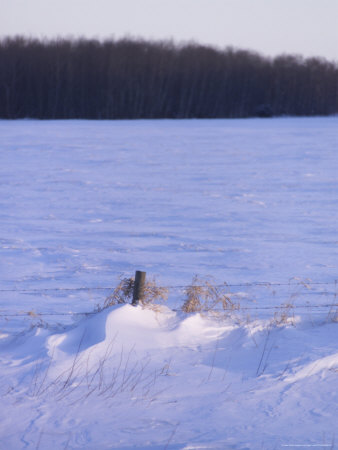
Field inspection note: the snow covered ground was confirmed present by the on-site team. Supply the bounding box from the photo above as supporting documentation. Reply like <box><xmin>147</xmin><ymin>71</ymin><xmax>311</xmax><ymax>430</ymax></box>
<box><xmin>0</xmin><ymin>118</ymin><xmax>337</xmax><ymax>448</ymax></box>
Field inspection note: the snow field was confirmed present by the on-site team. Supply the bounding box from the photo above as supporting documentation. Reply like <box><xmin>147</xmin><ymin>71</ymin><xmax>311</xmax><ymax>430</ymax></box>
<box><xmin>0</xmin><ymin>118</ymin><xmax>337</xmax><ymax>448</ymax></box>
<box><xmin>0</xmin><ymin>305</ymin><xmax>337</xmax><ymax>448</ymax></box>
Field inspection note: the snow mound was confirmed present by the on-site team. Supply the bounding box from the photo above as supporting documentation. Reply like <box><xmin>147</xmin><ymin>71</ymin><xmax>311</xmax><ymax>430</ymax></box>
<box><xmin>285</xmin><ymin>352</ymin><xmax>338</xmax><ymax>383</ymax></box>
<box><xmin>46</xmin><ymin>305</ymin><xmax>235</xmax><ymax>371</ymax></box>
<box><xmin>0</xmin><ymin>305</ymin><xmax>337</xmax><ymax>448</ymax></box>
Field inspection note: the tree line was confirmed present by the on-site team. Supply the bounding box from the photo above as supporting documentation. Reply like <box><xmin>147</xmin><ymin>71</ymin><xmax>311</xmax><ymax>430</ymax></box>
<box><xmin>1</xmin><ymin>36</ymin><xmax>338</xmax><ymax>119</ymax></box>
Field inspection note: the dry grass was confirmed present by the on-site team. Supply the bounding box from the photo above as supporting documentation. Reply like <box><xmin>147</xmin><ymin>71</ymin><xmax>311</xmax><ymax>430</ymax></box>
<box><xmin>104</xmin><ymin>277</ymin><xmax>134</xmax><ymax>307</ymax></box>
<box><xmin>182</xmin><ymin>276</ymin><xmax>235</xmax><ymax>313</ymax></box>
<box><xmin>326</xmin><ymin>306</ymin><xmax>338</xmax><ymax>323</ymax></box>
<box><xmin>103</xmin><ymin>276</ymin><xmax>168</xmax><ymax>309</ymax></box>
<box><xmin>25</xmin><ymin>334</ymin><xmax>170</xmax><ymax>406</ymax></box>
<box><xmin>326</xmin><ymin>283</ymin><xmax>338</xmax><ymax>323</ymax></box>
<box><xmin>142</xmin><ymin>279</ymin><xmax>169</xmax><ymax>305</ymax></box>
<box><xmin>270</xmin><ymin>302</ymin><xmax>295</xmax><ymax>326</ymax></box>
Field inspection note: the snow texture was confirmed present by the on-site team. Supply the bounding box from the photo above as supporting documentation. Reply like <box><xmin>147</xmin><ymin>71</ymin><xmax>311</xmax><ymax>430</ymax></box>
<box><xmin>0</xmin><ymin>118</ymin><xmax>337</xmax><ymax>448</ymax></box>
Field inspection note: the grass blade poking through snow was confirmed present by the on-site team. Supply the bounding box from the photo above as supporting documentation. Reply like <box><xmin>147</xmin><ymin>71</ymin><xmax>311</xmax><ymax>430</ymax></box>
<box><xmin>103</xmin><ymin>276</ymin><xmax>168</xmax><ymax>309</ymax></box>
<box><xmin>182</xmin><ymin>276</ymin><xmax>235</xmax><ymax>313</ymax></box>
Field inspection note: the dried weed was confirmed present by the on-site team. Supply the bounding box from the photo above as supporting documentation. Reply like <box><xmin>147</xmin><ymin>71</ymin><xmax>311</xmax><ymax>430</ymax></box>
<box><xmin>182</xmin><ymin>276</ymin><xmax>235</xmax><ymax>313</ymax></box>
<box><xmin>103</xmin><ymin>277</ymin><xmax>168</xmax><ymax>309</ymax></box>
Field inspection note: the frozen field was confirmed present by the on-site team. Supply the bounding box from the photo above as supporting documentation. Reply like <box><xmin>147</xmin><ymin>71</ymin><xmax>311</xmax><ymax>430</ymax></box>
<box><xmin>1</xmin><ymin>117</ymin><xmax>338</xmax><ymax>315</ymax></box>
<box><xmin>0</xmin><ymin>118</ymin><xmax>337</xmax><ymax>448</ymax></box>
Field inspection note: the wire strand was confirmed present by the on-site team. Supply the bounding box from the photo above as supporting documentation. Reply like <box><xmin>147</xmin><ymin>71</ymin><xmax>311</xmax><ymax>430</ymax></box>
<box><xmin>0</xmin><ymin>303</ymin><xmax>337</xmax><ymax>318</ymax></box>
<box><xmin>0</xmin><ymin>280</ymin><xmax>337</xmax><ymax>318</ymax></box>
<box><xmin>0</xmin><ymin>280</ymin><xmax>337</xmax><ymax>293</ymax></box>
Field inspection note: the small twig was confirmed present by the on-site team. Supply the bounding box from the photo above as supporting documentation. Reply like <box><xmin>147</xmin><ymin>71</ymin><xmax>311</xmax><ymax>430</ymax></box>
<box><xmin>164</xmin><ymin>422</ymin><xmax>180</xmax><ymax>450</ymax></box>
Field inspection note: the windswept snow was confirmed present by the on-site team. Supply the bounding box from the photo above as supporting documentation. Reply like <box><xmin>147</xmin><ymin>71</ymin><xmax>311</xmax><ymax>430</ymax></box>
<box><xmin>0</xmin><ymin>118</ymin><xmax>337</xmax><ymax>448</ymax></box>
<box><xmin>1</xmin><ymin>118</ymin><xmax>338</xmax><ymax>313</ymax></box>
<box><xmin>0</xmin><ymin>305</ymin><xmax>337</xmax><ymax>448</ymax></box>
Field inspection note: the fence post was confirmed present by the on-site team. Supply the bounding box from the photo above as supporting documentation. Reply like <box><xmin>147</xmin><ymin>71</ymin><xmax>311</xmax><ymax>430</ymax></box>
<box><xmin>132</xmin><ymin>271</ymin><xmax>146</xmax><ymax>306</ymax></box>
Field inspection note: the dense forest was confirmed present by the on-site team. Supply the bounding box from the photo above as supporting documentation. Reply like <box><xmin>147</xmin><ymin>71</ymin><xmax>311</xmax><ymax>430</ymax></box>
<box><xmin>1</xmin><ymin>36</ymin><xmax>338</xmax><ymax>119</ymax></box>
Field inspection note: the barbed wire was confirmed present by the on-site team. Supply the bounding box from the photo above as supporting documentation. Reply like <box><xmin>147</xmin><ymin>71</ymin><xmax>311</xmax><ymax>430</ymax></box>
<box><xmin>0</xmin><ymin>279</ymin><xmax>337</xmax><ymax>319</ymax></box>
<box><xmin>0</xmin><ymin>311</ymin><xmax>96</xmax><ymax>317</ymax></box>
<box><xmin>0</xmin><ymin>280</ymin><xmax>337</xmax><ymax>293</ymax></box>
<box><xmin>0</xmin><ymin>303</ymin><xmax>337</xmax><ymax>318</ymax></box>
<box><xmin>169</xmin><ymin>281</ymin><xmax>337</xmax><ymax>289</ymax></box>
<box><xmin>0</xmin><ymin>286</ymin><xmax>112</xmax><ymax>293</ymax></box>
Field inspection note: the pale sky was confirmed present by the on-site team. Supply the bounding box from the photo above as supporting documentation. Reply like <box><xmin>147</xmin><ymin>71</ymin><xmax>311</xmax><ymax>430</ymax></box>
<box><xmin>2</xmin><ymin>0</ymin><xmax>338</xmax><ymax>61</ymax></box>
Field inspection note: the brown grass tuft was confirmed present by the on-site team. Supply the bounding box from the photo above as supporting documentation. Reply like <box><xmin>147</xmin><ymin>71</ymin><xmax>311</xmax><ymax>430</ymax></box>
<box><xmin>182</xmin><ymin>276</ymin><xmax>234</xmax><ymax>313</ymax></box>
<box><xmin>270</xmin><ymin>302</ymin><xmax>295</xmax><ymax>326</ymax></box>
<box><xmin>104</xmin><ymin>277</ymin><xmax>168</xmax><ymax>309</ymax></box>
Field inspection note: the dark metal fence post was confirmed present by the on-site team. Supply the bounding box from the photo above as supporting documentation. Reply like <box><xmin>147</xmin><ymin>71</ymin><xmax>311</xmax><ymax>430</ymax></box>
<box><xmin>132</xmin><ymin>271</ymin><xmax>146</xmax><ymax>305</ymax></box>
